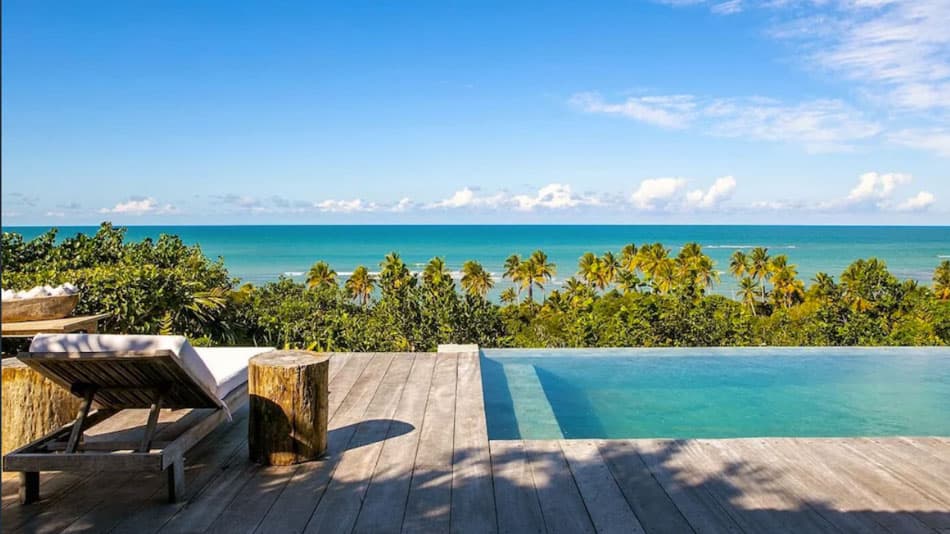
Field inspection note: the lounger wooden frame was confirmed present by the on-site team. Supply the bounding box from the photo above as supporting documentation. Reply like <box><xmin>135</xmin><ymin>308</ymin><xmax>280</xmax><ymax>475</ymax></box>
<box><xmin>2</xmin><ymin>349</ymin><xmax>247</xmax><ymax>504</ymax></box>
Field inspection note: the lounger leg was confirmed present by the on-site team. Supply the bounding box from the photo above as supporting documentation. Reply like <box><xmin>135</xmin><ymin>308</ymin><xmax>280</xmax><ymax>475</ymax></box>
<box><xmin>138</xmin><ymin>389</ymin><xmax>165</xmax><ymax>453</ymax></box>
<box><xmin>66</xmin><ymin>386</ymin><xmax>97</xmax><ymax>453</ymax></box>
<box><xmin>167</xmin><ymin>457</ymin><xmax>185</xmax><ymax>503</ymax></box>
<box><xmin>19</xmin><ymin>472</ymin><xmax>39</xmax><ymax>504</ymax></box>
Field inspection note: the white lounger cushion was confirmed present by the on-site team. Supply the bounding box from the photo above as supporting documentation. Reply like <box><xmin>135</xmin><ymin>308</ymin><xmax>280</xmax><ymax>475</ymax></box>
<box><xmin>29</xmin><ymin>334</ymin><xmax>274</xmax><ymax>406</ymax></box>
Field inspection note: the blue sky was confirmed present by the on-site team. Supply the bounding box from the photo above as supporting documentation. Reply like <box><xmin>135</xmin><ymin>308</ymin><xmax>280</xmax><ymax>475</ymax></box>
<box><xmin>2</xmin><ymin>0</ymin><xmax>948</xmax><ymax>225</ymax></box>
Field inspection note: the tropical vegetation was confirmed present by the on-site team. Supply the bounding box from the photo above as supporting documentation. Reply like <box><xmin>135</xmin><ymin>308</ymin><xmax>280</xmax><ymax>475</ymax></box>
<box><xmin>3</xmin><ymin>223</ymin><xmax>949</xmax><ymax>353</ymax></box>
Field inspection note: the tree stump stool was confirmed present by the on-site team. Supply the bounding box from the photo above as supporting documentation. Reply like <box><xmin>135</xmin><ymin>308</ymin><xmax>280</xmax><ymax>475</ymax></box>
<box><xmin>2</xmin><ymin>358</ymin><xmax>83</xmax><ymax>460</ymax></box>
<box><xmin>248</xmin><ymin>350</ymin><xmax>329</xmax><ymax>466</ymax></box>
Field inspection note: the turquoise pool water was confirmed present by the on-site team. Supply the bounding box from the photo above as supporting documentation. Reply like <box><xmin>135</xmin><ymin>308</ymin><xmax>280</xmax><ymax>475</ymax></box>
<box><xmin>481</xmin><ymin>348</ymin><xmax>950</xmax><ymax>439</ymax></box>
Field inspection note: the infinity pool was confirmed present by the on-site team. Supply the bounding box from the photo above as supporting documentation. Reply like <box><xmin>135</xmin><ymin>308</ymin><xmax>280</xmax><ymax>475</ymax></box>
<box><xmin>481</xmin><ymin>347</ymin><xmax>950</xmax><ymax>439</ymax></box>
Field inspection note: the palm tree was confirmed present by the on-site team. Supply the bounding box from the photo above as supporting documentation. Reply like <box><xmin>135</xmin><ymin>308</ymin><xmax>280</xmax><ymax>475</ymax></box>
<box><xmin>615</xmin><ymin>269</ymin><xmax>643</xmax><ymax>295</ymax></box>
<box><xmin>651</xmin><ymin>259</ymin><xmax>677</xmax><ymax>295</ymax></box>
<box><xmin>635</xmin><ymin>243</ymin><xmax>670</xmax><ymax>282</ymax></box>
<box><xmin>529</xmin><ymin>250</ymin><xmax>556</xmax><ymax>298</ymax></box>
<box><xmin>577</xmin><ymin>252</ymin><xmax>599</xmax><ymax>288</ymax></box>
<box><xmin>544</xmin><ymin>290</ymin><xmax>569</xmax><ymax>313</ymax></box>
<box><xmin>672</xmin><ymin>243</ymin><xmax>717</xmax><ymax>294</ymax></box>
<box><xmin>678</xmin><ymin>242</ymin><xmax>704</xmax><ymax>261</ymax></box>
<box><xmin>769</xmin><ymin>255</ymin><xmax>803</xmax><ymax>308</ymax></box>
<box><xmin>620</xmin><ymin>243</ymin><xmax>638</xmax><ymax>271</ymax></box>
<box><xmin>738</xmin><ymin>277</ymin><xmax>759</xmax><ymax>316</ymax></box>
<box><xmin>306</xmin><ymin>261</ymin><xmax>337</xmax><ymax>290</ymax></box>
<box><xmin>934</xmin><ymin>260</ymin><xmax>950</xmax><ymax>300</ymax></box>
<box><xmin>499</xmin><ymin>287</ymin><xmax>517</xmax><ymax>305</ymax></box>
<box><xmin>516</xmin><ymin>260</ymin><xmax>536</xmax><ymax>301</ymax></box>
<box><xmin>690</xmin><ymin>254</ymin><xmax>719</xmax><ymax>291</ymax></box>
<box><xmin>380</xmin><ymin>252</ymin><xmax>412</xmax><ymax>292</ymax></box>
<box><xmin>461</xmin><ymin>260</ymin><xmax>494</xmax><ymax>298</ymax></box>
<box><xmin>503</xmin><ymin>254</ymin><xmax>522</xmax><ymax>279</ymax></box>
<box><xmin>729</xmin><ymin>250</ymin><xmax>750</xmax><ymax>279</ymax></box>
<box><xmin>345</xmin><ymin>265</ymin><xmax>374</xmax><ymax>306</ymax></box>
<box><xmin>810</xmin><ymin>272</ymin><xmax>838</xmax><ymax>301</ymax></box>
<box><xmin>422</xmin><ymin>256</ymin><xmax>451</xmax><ymax>288</ymax></box>
<box><xmin>749</xmin><ymin>247</ymin><xmax>771</xmax><ymax>299</ymax></box>
<box><xmin>599</xmin><ymin>252</ymin><xmax>620</xmax><ymax>290</ymax></box>
<box><xmin>503</xmin><ymin>254</ymin><xmax>525</xmax><ymax>298</ymax></box>
<box><xmin>840</xmin><ymin>258</ymin><xmax>893</xmax><ymax>312</ymax></box>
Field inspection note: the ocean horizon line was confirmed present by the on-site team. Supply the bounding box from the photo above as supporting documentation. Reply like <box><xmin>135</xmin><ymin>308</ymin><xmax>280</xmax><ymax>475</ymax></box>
<box><xmin>6</xmin><ymin>223</ymin><xmax>950</xmax><ymax>229</ymax></box>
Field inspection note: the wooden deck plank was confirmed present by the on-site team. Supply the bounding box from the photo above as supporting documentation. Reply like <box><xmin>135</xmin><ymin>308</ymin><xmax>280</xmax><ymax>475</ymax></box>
<box><xmin>1</xmin><ymin>471</ymin><xmax>87</xmax><ymax>511</ymax></box>
<box><xmin>634</xmin><ymin>439</ymin><xmax>742</xmax><ymax>534</ymax></box>
<box><xmin>59</xmin><ymin>472</ymin><xmax>167</xmax><ymax>534</ymax></box>
<box><xmin>695</xmin><ymin>438</ymin><xmax>838</xmax><ymax>533</ymax></box>
<box><xmin>253</xmin><ymin>352</ymin><xmax>395</xmax><ymax>534</ymax></box>
<box><xmin>490</xmin><ymin>440</ymin><xmax>546</xmax><ymax>534</ymax></box>
<box><xmin>402</xmin><ymin>353</ymin><xmax>459</xmax><ymax>533</ymax></box>
<box><xmin>0</xmin><ymin>471</ymin><xmax>102</xmax><ymax>529</ymax></box>
<box><xmin>796</xmin><ymin>438</ymin><xmax>950</xmax><ymax>531</ymax></box>
<box><xmin>523</xmin><ymin>440</ymin><xmax>596</xmax><ymax>534</ymax></box>
<box><xmin>897</xmin><ymin>437</ymin><xmax>950</xmax><ymax>466</ymax></box>
<box><xmin>326</xmin><ymin>353</ymin><xmax>347</xmax><ymax>383</ymax></box>
<box><xmin>596</xmin><ymin>440</ymin><xmax>694</xmax><ymax>534</ymax></box>
<box><xmin>325</xmin><ymin>353</ymin><xmax>377</xmax><ymax>422</ymax></box>
<box><xmin>6</xmin><ymin>472</ymin><xmax>137</xmax><ymax>534</ymax></box>
<box><xmin>451</xmin><ymin>351</ymin><xmax>498</xmax><ymax>534</ymax></box>
<box><xmin>303</xmin><ymin>354</ymin><xmax>416</xmax><ymax>534</ymax></box>
<box><xmin>203</xmin><ymin>465</ymin><xmax>298</xmax><ymax>534</ymax></box>
<box><xmin>560</xmin><ymin>440</ymin><xmax>646</xmax><ymax>534</ymax></box>
<box><xmin>843</xmin><ymin>438</ymin><xmax>950</xmax><ymax>506</ymax></box>
<box><xmin>770</xmin><ymin>437</ymin><xmax>934</xmax><ymax>534</ymax></box>
<box><xmin>109</xmin><ymin>406</ymin><xmax>252</xmax><ymax>533</ymax></box>
<box><xmin>156</xmin><ymin>444</ymin><xmax>256</xmax><ymax>533</ymax></box>
<box><xmin>726</xmin><ymin>438</ymin><xmax>892</xmax><ymax>534</ymax></box>
<box><xmin>352</xmin><ymin>353</ymin><xmax>437</xmax><ymax>534</ymax></box>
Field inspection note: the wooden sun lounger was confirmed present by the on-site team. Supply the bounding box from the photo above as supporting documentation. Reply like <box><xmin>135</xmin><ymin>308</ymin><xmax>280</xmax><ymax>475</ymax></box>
<box><xmin>2</xmin><ymin>349</ymin><xmax>247</xmax><ymax>504</ymax></box>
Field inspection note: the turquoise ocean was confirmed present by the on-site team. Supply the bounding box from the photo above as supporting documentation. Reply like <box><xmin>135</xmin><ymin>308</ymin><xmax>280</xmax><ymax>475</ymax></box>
<box><xmin>7</xmin><ymin>225</ymin><xmax>950</xmax><ymax>296</ymax></box>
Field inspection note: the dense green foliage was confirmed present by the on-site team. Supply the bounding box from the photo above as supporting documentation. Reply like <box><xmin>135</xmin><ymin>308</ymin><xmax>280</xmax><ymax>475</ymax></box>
<box><xmin>3</xmin><ymin>223</ymin><xmax>949</xmax><ymax>350</ymax></box>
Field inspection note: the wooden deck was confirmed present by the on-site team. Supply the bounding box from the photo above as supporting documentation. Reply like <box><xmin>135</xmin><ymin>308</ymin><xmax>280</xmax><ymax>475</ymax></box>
<box><xmin>3</xmin><ymin>351</ymin><xmax>950</xmax><ymax>533</ymax></box>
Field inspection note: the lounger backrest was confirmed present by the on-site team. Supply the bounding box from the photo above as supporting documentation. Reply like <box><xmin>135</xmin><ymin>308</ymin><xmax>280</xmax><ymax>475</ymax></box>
<box><xmin>24</xmin><ymin>334</ymin><xmax>224</xmax><ymax>410</ymax></box>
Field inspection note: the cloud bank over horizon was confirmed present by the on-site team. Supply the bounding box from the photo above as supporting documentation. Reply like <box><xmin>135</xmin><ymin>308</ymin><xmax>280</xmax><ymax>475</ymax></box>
<box><xmin>5</xmin><ymin>172</ymin><xmax>935</xmax><ymax>224</ymax></box>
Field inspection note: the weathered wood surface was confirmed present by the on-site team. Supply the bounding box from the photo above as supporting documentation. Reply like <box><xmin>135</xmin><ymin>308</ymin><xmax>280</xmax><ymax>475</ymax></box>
<box><xmin>1</xmin><ymin>294</ymin><xmax>79</xmax><ymax>323</ymax></box>
<box><xmin>1</xmin><ymin>358</ymin><xmax>82</xmax><ymax>460</ymax></box>
<box><xmin>247</xmin><ymin>350</ymin><xmax>329</xmax><ymax>466</ymax></box>
<box><xmin>19</xmin><ymin>349</ymin><xmax>223</xmax><ymax>410</ymax></box>
<box><xmin>4</xmin><ymin>351</ymin><xmax>950</xmax><ymax>534</ymax></box>
<box><xmin>1</xmin><ymin>313</ymin><xmax>109</xmax><ymax>337</ymax></box>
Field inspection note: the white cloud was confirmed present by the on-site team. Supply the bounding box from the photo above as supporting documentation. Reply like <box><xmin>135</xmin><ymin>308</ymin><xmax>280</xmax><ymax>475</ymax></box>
<box><xmin>685</xmin><ymin>176</ymin><xmax>737</xmax><ymax>208</ymax></box>
<box><xmin>889</xmin><ymin>128</ymin><xmax>950</xmax><ymax>157</ymax></box>
<box><xmin>99</xmin><ymin>198</ymin><xmax>177</xmax><ymax>215</ymax></box>
<box><xmin>845</xmin><ymin>172</ymin><xmax>911</xmax><ymax>202</ymax></box>
<box><xmin>895</xmin><ymin>191</ymin><xmax>936</xmax><ymax>211</ymax></box>
<box><xmin>809</xmin><ymin>1</ymin><xmax>950</xmax><ymax>111</ymax></box>
<box><xmin>574</xmin><ymin>92</ymin><xmax>880</xmax><ymax>152</ymax></box>
<box><xmin>429</xmin><ymin>184</ymin><xmax>599</xmax><ymax>211</ymax></box>
<box><xmin>570</xmin><ymin>92</ymin><xmax>695</xmax><ymax>129</ymax></box>
<box><xmin>430</xmin><ymin>187</ymin><xmax>479</xmax><ymax>208</ymax></box>
<box><xmin>707</xmin><ymin>98</ymin><xmax>881</xmax><ymax>152</ymax></box>
<box><xmin>827</xmin><ymin>171</ymin><xmax>934</xmax><ymax>211</ymax></box>
<box><xmin>511</xmin><ymin>184</ymin><xmax>601</xmax><ymax>211</ymax></box>
<box><xmin>391</xmin><ymin>197</ymin><xmax>413</xmax><ymax>212</ymax></box>
<box><xmin>314</xmin><ymin>199</ymin><xmax>378</xmax><ymax>213</ymax></box>
<box><xmin>711</xmin><ymin>0</ymin><xmax>743</xmax><ymax>14</ymax></box>
<box><xmin>652</xmin><ymin>0</ymin><xmax>950</xmax><ymax>156</ymax></box>
<box><xmin>631</xmin><ymin>178</ymin><xmax>687</xmax><ymax>210</ymax></box>
<box><xmin>45</xmin><ymin>211</ymin><xmax>66</xmax><ymax>218</ymax></box>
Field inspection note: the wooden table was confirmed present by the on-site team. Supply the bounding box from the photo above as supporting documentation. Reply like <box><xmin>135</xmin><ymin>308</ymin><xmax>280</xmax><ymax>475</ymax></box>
<box><xmin>1</xmin><ymin>314</ymin><xmax>110</xmax><ymax>338</ymax></box>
